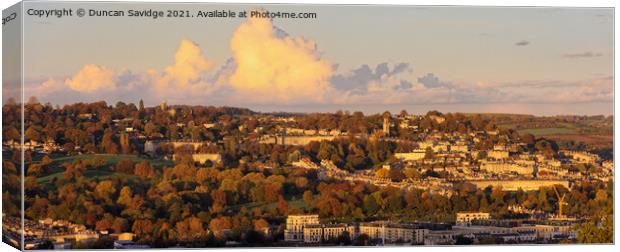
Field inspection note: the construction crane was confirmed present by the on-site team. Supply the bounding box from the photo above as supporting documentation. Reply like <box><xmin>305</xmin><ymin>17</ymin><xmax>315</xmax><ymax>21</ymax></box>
<box><xmin>553</xmin><ymin>186</ymin><xmax>568</xmax><ymax>219</ymax></box>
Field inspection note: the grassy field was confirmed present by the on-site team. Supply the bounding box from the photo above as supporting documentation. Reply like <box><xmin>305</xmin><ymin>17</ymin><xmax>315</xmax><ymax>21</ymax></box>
<box><xmin>546</xmin><ymin>134</ymin><xmax>614</xmax><ymax>150</ymax></box>
<box><xmin>517</xmin><ymin>127</ymin><xmax>578</xmax><ymax>136</ymax></box>
<box><xmin>37</xmin><ymin>169</ymin><xmax>130</xmax><ymax>186</ymax></box>
<box><xmin>36</xmin><ymin>154</ymin><xmax>172</xmax><ymax>188</ymax></box>
<box><xmin>49</xmin><ymin>154</ymin><xmax>173</xmax><ymax>168</ymax></box>
<box><xmin>499</xmin><ymin>125</ymin><xmax>611</xmax><ymax>150</ymax></box>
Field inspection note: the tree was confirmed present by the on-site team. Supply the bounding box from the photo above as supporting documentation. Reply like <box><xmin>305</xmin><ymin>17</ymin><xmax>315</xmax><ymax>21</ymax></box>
<box><xmin>95</xmin><ymin>215</ymin><xmax>114</xmax><ymax>232</ymax></box>
<box><xmin>295</xmin><ymin>177</ymin><xmax>309</xmax><ymax>189</ymax></box>
<box><xmin>338</xmin><ymin>231</ymin><xmax>352</xmax><ymax>245</ymax></box>
<box><xmin>277</xmin><ymin>196</ymin><xmax>289</xmax><ymax>215</ymax></box>
<box><xmin>210</xmin><ymin>189</ymin><xmax>227</xmax><ymax>213</ymax></box>
<box><xmin>135</xmin><ymin>160</ymin><xmax>155</xmax><ymax>178</ymax></box>
<box><xmin>3</xmin><ymin>126</ymin><xmax>20</xmax><ymax>141</ymax></box>
<box><xmin>145</xmin><ymin>122</ymin><xmax>157</xmax><ymax>136</ymax></box>
<box><xmin>389</xmin><ymin>167</ymin><xmax>405</xmax><ymax>182</ymax></box>
<box><xmin>535</xmin><ymin>139</ymin><xmax>557</xmax><ymax>158</ymax></box>
<box><xmin>132</xmin><ymin>219</ymin><xmax>153</xmax><ymax>237</ymax></box>
<box><xmin>112</xmin><ymin>217</ymin><xmax>129</xmax><ymax>233</ymax></box>
<box><xmin>119</xmin><ymin>133</ymin><xmax>131</xmax><ymax>154</ymax></box>
<box><xmin>576</xmin><ymin>216</ymin><xmax>613</xmax><ymax>243</ymax></box>
<box><xmin>521</xmin><ymin>133</ymin><xmax>536</xmax><ymax>146</ymax></box>
<box><xmin>253</xmin><ymin>218</ymin><xmax>269</xmax><ymax>231</ymax></box>
<box><xmin>101</xmin><ymin>131</ymin><xmax>119</xmax><ymax>154</ymax></box>
<box><xmin>24</xmin><ymin>176</ymin><xmax>40</xmax><ymax>195</ymax></box>
<box><xmin>223</xmin><ymin>136</ymin><xmax>238</xmax><ymax>157</ymax></box>
<box><xmin>64</xmin><ymin>161</ymin><xmax>85</xmax><ymax>180</ymax></box>
<box><xmin>403</xmin><ymin>167</ymin><xmax>420</xmax><ymax>180</ymax></box>
<box><xmin>208</xmin><ymin>216</ymin><xmax>232</xmax><ymax>239</ymax></box>
<box><xmin>354</xmin><ymin>233</ymin><xmax>371</xmax><ymax>246</ymax></box>
<box><xmin>490</xmin><ymin>187</ymin><xmax>506</xmax><ymax>205</ymax></box>
<box><xmin>363</xmin><ymin>195</ymin><xmax>379</xmax><ymax>215</ymax></box>
<box><xmin>424</xmin><ymin>147</ymin><xmax>434</xmax><ymax>159</ymax></box>
<box><xmin>115</xmin><ymin>159</ymin><xmax>134</xmax><ymax>174</ymax></box>
<box><xmin>27</xmin><ymin>163</ymin><xmax>45</xmax><ymax>177</ymax></box>
<box><xmin>303</xmin><ymin>190</ymin><xmax>314</xmax><ymax>206</ymax></box>
<box><xmin>117</xmin><ymin>186</ymin><xmax>133</xmax><ymax>206</ymax></box>
<box><xmin>455</xmin><ymin>235</ymin><xmax>474</xmax><ymax>245</ymax></box>
<box><xmin>24</xmin><ymin>126</ymin><xmax>41</xmax><ymax>142</ymax></box>
<box><xmin>317</xmin><ymin>141</ymin><xmax>337</xmax><ymax>161</ymax></box>
<box><xmin>95</xmin><ymin>180</ymin><xmax>117</xmax><ymax>204</ymax></box>
<box><xmin>41</xmin><ymin>155</ymin><xmax>53</xmax><ymax>166</ymax></box>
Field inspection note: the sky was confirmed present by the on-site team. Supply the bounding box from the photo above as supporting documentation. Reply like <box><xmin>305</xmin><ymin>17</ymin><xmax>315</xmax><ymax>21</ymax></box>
<box><xmin>9</xmin><ymin>2</ymin><xmax>614</xmax><ymax>115</ymax></box>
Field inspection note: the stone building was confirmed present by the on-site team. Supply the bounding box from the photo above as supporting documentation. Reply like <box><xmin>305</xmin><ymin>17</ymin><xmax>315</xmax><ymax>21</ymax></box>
<box><xmin>284</xmin><ymin>215</ymin><xmax>320</xmax><ymax>241</ymax></box>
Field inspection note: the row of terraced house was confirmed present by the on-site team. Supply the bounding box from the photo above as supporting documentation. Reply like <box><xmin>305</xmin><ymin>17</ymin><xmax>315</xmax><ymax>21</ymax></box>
<box><xmin>284</xmin><ymin>215</ymin><xmax>430</xmax><ymax>244</ymax></box>
<box><xmin>283</xmin><ymin>214</ymin><xmax>577</xmax><ymax>245</ymax></box>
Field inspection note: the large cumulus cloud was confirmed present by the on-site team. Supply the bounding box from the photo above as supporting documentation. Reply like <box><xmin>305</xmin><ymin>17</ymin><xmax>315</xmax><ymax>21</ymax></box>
<box><xmin>153</xmin><ymin>39</ymin><xmax>214</xmax><ymax>92</ymax></box>
<box><xmin>228</xmin><ymin>16</ymin><xmax>333</xmax><ymax>103</ymax></box>
<box><xmin>65</xmin><ymin>64</ymin><xmax>118</xmax><ymax>93</ymax></box>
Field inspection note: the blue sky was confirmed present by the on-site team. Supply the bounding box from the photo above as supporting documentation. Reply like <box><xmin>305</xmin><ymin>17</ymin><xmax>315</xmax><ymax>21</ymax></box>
<box><xmin>15</xmin><ymin>2</ymin><xmax>614</xmax><ymax>115</ymax></box>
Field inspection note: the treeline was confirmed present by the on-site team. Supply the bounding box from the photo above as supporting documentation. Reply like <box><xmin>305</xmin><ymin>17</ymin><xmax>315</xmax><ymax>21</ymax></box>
<box><xmin>3</xmin><ymin>100</ymin><xmax>255</xmax><ymax>154</ymax></box>
<box><xmin>5</xmin><ymin>101</ymin><xmax>513</xmax><ymax>153</ymax></box>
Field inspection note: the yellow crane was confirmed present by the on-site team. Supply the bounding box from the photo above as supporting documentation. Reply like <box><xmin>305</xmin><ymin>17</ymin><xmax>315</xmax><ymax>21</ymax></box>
<box><xmin>553</xmin><ymin>186</ymin><xmax>568</xmax><ymax>219</ymax></box>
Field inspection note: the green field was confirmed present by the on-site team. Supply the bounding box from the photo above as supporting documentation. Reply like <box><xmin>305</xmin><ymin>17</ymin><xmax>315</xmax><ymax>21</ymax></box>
<box><xmin>37</xmin><ymin>169</ymin><xmax>131</xmax><ymax>187</ymax></box>
<box><xmin>517</xmin><ymin>127</ymin><xmax>577</xmax><ymax>136</ymax></box>
<box><xmin>49</xmin><ymin>154</ymin><xmax>173</xmax><ymax>168</ymax></box>
<box><xmin>36</xmin><ymin>154</ymin><xmax>173</xmax><ymax>187</ymax></box>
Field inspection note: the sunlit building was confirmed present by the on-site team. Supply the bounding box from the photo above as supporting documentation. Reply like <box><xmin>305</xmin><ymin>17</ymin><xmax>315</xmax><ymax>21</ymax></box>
<box><xmin>456</xmin><ymin>212</ymin><xmax>491</xmax><ymax>226</ymax></box>
<box><xmin>284</xmin><ymin>215</ymin><xmax>320</xmax><ymax>241</ymax></box>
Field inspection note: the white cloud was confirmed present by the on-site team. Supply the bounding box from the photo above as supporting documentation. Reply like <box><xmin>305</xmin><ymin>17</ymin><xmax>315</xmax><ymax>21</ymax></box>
<box><xmin>65</xmin><ymin>64</ymin><xmax>117</xmax><ymax>93</ymax></box>
<box><xmin>228</xmin><ymin>16</ymin><xmax>333</xmax><ymax>104</ymax></box>
<box><xmin>153</xmin><ymin>39</ymin><xmax>214</xmax><ymax>92</ymax></box>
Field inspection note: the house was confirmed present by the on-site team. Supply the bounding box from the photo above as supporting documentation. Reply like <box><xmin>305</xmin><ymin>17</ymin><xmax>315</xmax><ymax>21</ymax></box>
<box><xmin>456</xmin><ymin>212</ymin><xmax>490</xmax><ymax>226</ymax></box>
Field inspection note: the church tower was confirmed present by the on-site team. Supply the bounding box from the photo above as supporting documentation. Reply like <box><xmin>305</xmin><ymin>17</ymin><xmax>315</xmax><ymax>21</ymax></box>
<box><xmin>382</xmin><ymin>111</ymin><xmax>391</xmax><ymax>136</ymax></box>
